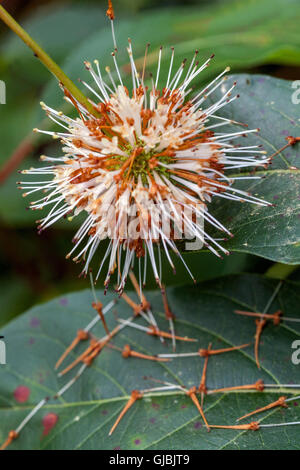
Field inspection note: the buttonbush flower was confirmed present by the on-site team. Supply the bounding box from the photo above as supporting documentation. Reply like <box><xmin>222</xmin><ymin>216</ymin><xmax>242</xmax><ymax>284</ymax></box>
<box><xmin>19</xmin><ymin>3</ymin><xmax>270</xmax><ymax>293</ymax></box>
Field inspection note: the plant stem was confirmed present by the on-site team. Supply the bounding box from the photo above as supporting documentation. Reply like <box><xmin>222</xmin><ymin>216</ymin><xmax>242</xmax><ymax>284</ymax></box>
<box><xmin>0</xmin><ymin>5</ymin><xmax>100</xmax><ymax>118</ymax></box>
<box><xmin>0</xmin><ymin>134</ymin><xmax>34</xmax><ymax>183</ymax></box>
<box><xmin>265</xmin><ymin>262</ymin><xmax>299</xmax><ymax>280</ymax></box>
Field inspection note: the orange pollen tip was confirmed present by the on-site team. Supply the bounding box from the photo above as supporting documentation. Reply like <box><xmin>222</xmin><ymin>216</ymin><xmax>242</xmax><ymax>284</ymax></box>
<box><xmin>286</xmin><ymin>136</ymin><xmax>300</xmax><ymax>146</ymax></box>
<box><xmin>77</xmin><ymin>329</ymin><xmax>89</xmax><ymax>341</ymax></box>
<box><xmin>0</xmin><ymin>430</ymin><xmax>18</xmax><ymax>451</ymax></box>
<box><xmin>198</xmin><ymin>348</ymin><xmax>210</xmax><ymax>357</ymax></box>
<box><xmin>255</xmin><ymin>379</ymin><xmax>265</xmax><ymax>391</ymax></box>
<box><xmin>131</xmin><ymin>389</ymin><xmax>144</xmax><ymax>401</ymax></box>
<box><xmin>187</xmin><ymin>386</ymin><xmax>197</xmax><ymax>397</ymax></box>
<box><xmin>198</xmin><ymin>384</ymin><xmax>207</xmax><ymax>394</ymax></box>
<box><xmin>122</xmin><ymin>344</ymin><xmax>132</xmax><ymax>358</ymax></box>
<box><xmin>106</xmin><ymin>0</ymin><xmax>115</xmax><ymax>20</ymax></box>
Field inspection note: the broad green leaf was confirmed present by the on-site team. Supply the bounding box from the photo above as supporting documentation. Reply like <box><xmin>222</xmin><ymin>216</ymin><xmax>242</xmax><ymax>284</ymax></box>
<box><xmin>0</xmin><ymin>274</ymin><xmax>299</xmax><ymax>450</ymax></box>
<box><xmin>205</xmin><ymin>74</ymin><xmax>300</xmax><ymax>264</ymax></box>
<box><xmin>41</xmin><ymin>0</ymin><xmax>300</xmax><ymax>110</ymax></box>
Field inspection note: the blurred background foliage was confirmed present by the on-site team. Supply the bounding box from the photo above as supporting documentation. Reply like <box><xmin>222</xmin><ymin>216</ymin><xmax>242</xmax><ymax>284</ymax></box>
<box><xmin>0</xmin><ymin>0</ymin><xmax>299</xmax><ymax>327</ymax></box>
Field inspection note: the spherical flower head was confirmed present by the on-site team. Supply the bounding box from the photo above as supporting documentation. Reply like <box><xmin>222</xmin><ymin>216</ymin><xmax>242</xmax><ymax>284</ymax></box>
<box><xmin>20</xmin><ymin>31</ymin><xmax>270</xmax><ymax>293</ymax></box>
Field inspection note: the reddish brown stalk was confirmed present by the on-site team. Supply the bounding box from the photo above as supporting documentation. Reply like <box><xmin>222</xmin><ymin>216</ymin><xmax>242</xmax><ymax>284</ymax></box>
<box><xmin>255</xmin><ymin>319</ymin><xmax>267</xmax><ymax>369</ymax></box>
<box><xmin>237</xmin><ymin>396</ymin><xmax>287</xmax><ymax>421</ymax></box>
<box><xmin>121</xmin><ymin>344</ymin><xmax>170</xmax><ymax>362</ymax></box>
<box><xmin>199</xmin><ymin>343</ymin><xmax>250</xmax><ymax>357</ymax></box>
<box><xmin>270</xmin><ymin>310</ymin><xmax>282</xmax><ymax>326</ymax></box>
<box><xmin>187</xmin><ymin>387</ymin><xmax>210</xmax><ymax>432</ymax></box>
<box><xmin>0</xmin><ymin>430</ymin><xmax>18</xmax><ymax>451</ymax></box>
<box><xmin>92</xmin><ymin>301</ymin><xmax>110</xmax><ymax>335</ymax></box>
<box><xmin>210</xmin><ymin>422</ymin><xmax>260</xmax><ymax>431</ymax></box>
<box><xmin>0</xmin><ymin>136</ymin><xmax>33</xmax><ymax>184</ymax></box>
<box><xmin>55</xmin><ymin>329</ymin><xmax>89</xmax><ymax>370</ymax></box>
<box><xmin>209</xmin><ymin>379</ymin><xmax>265</xmax><ymax>394</ymax></box>
<box><xmin>109</xmin><ymin>390</ymin><xmax>143</xmax><ymax>435</ymax></box>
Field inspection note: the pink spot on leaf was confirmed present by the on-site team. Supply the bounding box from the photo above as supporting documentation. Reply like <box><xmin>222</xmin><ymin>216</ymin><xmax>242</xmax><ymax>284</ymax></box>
<box><xmin>14</xmin><ymin>386</ymin><xmax>30</xmax><ymax>403</ymax></box>
<box><xmin>194</xmin><ymin>421</ymin><xmax>202</xmax><ymax>429</ymax></box>
<box><xmin>30</xmin><ymin>317</ymin><xmax>40</xmax><ymax>328</ymax></box>
<box><xmin>42</xmin><ymin>413</ymin><xmax>58</xmax><ymax>436</ymax></box>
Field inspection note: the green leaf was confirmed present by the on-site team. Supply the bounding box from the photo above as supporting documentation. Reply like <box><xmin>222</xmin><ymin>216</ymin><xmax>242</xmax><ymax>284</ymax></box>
<box><xmin>0</xmin><ymin>274</ymin><xmax>299</xmax><ymax>449</ymax></box>
<box><xmin>41</xmin><ymin>0</ymin><xmax>300</xmax><ymax>109</ymax></box>
<box><xmin>0</xmin><ymin>4</ymin><xmax>107</xmax><ymax>86</ymax></box>
<box><xmin>205</xmin><ymin>74</ymin><xmax>300</xmax><ymax>264</ymax></box>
